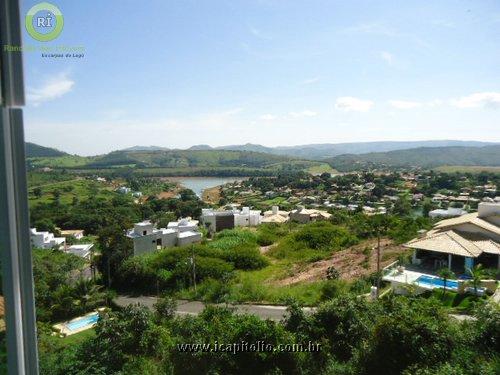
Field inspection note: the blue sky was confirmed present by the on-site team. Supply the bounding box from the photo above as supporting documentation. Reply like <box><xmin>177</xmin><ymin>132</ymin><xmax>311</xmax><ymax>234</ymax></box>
<box><xmin>21</xmin><ymin>0</ymin><xmax>500</xmax><ymax>155</ymax></box>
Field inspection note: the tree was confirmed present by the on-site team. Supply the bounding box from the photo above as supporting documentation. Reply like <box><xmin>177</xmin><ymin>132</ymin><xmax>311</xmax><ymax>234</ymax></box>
<box><xmin>466</xmin><ymin>264</ymin><xmax>484</xmax><ymax>295</ymax></box>
<box><xmin>97</xmin><ymin>225</ymin><xmax>133</xmax><ymax>288</ymax></box>
<box><xmin>33</xmin><ymin>187</ymin><xmax>42</xmax><ymax>198</ymax></box>
<box><xmin>437</xmin><ymin>268</ymin><xmax>455</xmax><ymax>296</ymax></box>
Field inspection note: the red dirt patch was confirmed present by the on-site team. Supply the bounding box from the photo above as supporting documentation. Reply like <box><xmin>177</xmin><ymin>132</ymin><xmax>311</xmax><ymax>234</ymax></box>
<box><xmin>275</xmin><ymin>238</ymin><xmax>408</xmax><ymax>286</ymax></box>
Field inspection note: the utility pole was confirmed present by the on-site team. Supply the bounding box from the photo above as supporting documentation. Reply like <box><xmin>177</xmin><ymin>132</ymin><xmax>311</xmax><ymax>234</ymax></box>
<box><xmin>376</xmin><ymin>229</ymin><xmax>381</xmax><ymax>297</ymax></box>
<box><xmin>191</xmin><ymin>245</ymin><xmax>197</xmax><ymax>292</ymax></box>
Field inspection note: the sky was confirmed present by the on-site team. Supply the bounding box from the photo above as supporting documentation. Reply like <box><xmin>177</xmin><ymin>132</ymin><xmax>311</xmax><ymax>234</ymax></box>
<box><xmin>20</xmin><ymin>0</ymin><xmax>500</xmax><ymax>155</ymax></box>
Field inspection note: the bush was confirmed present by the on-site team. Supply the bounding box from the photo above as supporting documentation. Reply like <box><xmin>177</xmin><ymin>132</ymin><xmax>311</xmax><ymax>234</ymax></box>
<box><xmin>216</xmin><ymin>245</ymin><xmax>268</xmax><ymax>270</ymax></box>
<box><xmin>326</xmin><ymin>266</ymin><xmax>340</xmax><ymax>280</ymax></box>
<box><xmin>256</xmin><ymin>232</ymin><xmax>275</xmax><ymax>246</ymax></box>
<box><xmin>321</xmin><ymin>280</ymin><xmax>348</xmax><ymax>301</ymax></box>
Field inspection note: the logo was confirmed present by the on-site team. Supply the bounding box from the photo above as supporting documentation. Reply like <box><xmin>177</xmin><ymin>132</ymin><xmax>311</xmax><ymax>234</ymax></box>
<box><xmin>25</xmin><ymin>2</ymin><xmax>64</xmax><ymax>42</ymax></box>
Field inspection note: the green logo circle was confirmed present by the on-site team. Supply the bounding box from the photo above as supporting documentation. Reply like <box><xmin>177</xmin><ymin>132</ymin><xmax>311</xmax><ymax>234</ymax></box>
<box><xmin>26</xmin><ymin>2</ymin><xmax>64</xmax><ymax>42</ymax></box>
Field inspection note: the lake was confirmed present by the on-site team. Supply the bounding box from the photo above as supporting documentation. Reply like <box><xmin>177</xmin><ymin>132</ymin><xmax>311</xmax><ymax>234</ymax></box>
<box><xmin>166</xmin><ymin>177</ymin><xmax>246</xmax><ymax>197</ymax></box>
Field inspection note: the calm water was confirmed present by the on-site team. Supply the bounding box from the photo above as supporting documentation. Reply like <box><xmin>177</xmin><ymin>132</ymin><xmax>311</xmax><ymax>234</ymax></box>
<box><xmin>167</xmin><ymin>177</ymin><xmax>246</xmax><ymax>197</ymax></box>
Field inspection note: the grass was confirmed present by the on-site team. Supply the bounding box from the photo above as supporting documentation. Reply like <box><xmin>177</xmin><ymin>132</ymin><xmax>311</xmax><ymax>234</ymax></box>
<box><xmin>28</xmin><ymin>155</ymin><xmax>92</xmax><ymax>168</ymax></box>
<box><xmin>28</xmin><ymin>179</ymin><xmax>117</xmax><ymax>206</ymax></box>
<box><xmin>55</xmin><ymin>328</ymin><xmax>95</xmax><ymax>347</ymax></box>
<box><xmin>306</xmin><ymin>163</ymin><xmax>338</xmax><ymax>175</ymax></box>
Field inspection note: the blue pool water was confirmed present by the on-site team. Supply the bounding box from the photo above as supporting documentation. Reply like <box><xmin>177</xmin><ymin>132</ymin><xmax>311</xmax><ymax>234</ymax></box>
<box><xmin>416</xmin><ymin>275</ymin><xmax>459</xmax><ymax>290</ymax></box>
<box><xmin>65</xmin><ymin>313</ymin><xmax>99</xmax><ymax>331</ymax></box>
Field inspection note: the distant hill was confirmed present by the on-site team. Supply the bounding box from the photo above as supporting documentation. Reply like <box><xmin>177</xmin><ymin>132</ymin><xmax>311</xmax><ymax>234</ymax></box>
<box><xmin>129</xmin><ymin>140</ymin><xmax>495</xmax><ymax>160</ymax></box>
<box><xmin>325</xmin><ymin>145</ymin><xmax>500</xmax><ymax>171</ymax></box>
<box><xmin>85</xmin><ymin>149</ymin><xmax>319</xmax><ymax>171</ymax></box>
<box><xmin>25</xmin><ymin>142</ymin><xmax>67</xmax><ymax>158</ymax></box>
<box><xmin>121</xmin><ymin>145</ymin><xmax>170</xmax><ymax>152</ymax></box>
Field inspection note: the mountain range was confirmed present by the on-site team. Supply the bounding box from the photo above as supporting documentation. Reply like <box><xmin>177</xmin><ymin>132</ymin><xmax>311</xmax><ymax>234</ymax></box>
<box><xmin>25</xmin><ymin>140</ymin><xmax>500</xmax><ymax>172</ymax></box>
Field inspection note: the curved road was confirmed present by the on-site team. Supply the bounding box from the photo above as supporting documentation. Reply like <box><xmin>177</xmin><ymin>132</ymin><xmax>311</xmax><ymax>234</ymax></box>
<box><xmin>114</xmin><ymin>295</ymin><xmax>314</xmax><ymax>321</ymax></box>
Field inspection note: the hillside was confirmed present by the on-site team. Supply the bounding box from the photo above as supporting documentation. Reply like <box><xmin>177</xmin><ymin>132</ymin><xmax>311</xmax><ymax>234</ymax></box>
<box><xmin>25</xmin><ymin>142</ymin><xmax>67</xmax><ymax>158</ymax></box>
<box><xmin>86</xmin><ymin>149</ymin><xmax>298</xmax><ymax>169</ymax></box>
<box><xmin>325</xmin><ymin>145</ymin><xmax>500</xmax><ymax>171</ymax></box>
<box><xmin>28</xmin><ymin>148</ymin><xmax>331</xmax><ymax>176</ymax></box>
<box><xmin>170</xmin><ymin>140</ymin><xmax>495</xmax><ymax>159</ymax></box>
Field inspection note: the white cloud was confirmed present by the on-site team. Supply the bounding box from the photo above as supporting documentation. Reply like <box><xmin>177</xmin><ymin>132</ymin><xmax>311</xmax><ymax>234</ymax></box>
<box><xmin>335</xmin><ymin>97</ymin><xmax>373</xmax><ymax>112</ymax></box>
<box><xmin>380</xmin><ymin>51</ymin><xmax>394</xmax><ymax>65</ymax></box>
<box><xmin>249</xmin><ymin>26</ymin><xmax>272</xmax><ymax>40</ymax></box>
<box><xmin>450</xmin><ymin>92</ymin><xmax>500</xmax><ymax>109</ymax></box>
<box><xmin>289</xmin><ymin>110</ymin><xmax>317</xmax><ymax>118</ymax></box>
<box><xmin>388</xmin><ymin>100</ymin><xmax>422</xmax><ymax>109</ymax></box>
<box><xmin>301</xmin><ymin>77</ymin><xmax>320</xmax><ymax>85</ymax></box>
<box><xmin>27</xmin><ymin>72</ymin><xmax>74</xmax><ymax>106</ymax></box>
<box><xmin>260</xmin><ymin>114</ymin><xmax>278</xmax><ymax>120</ymax></box>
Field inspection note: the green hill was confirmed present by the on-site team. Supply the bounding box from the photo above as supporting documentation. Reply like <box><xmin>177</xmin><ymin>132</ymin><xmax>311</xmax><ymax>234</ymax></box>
<box><xmin>28</xmin><ymin>148</ymin><xmax>329</xmax><ymax>176</ymax></box>
<box><xmin>325</xmin><ymin>145</ymin><xmax>500</xmax><ymax>171</ymax></box>
<box><xmin>86</xmin><ymin>149</ymin><xmax>299</xmax><ymax>169</ymax></box>
<box><xmin>25</xmin><ymin>142</ymin><xmax>67</xmax><ymax>157</ymax></box>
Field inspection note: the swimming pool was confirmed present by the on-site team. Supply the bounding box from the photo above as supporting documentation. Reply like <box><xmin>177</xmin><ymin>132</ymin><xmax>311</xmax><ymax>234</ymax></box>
<box><xmin>415</xmin><ymin>275</ymin><xmax>459</xmax><ymax>291</ymax></box>
<box><xmin>65</xmin><ymin>312</ymin><xmax>100</xmax><ymax>332</ymax></box>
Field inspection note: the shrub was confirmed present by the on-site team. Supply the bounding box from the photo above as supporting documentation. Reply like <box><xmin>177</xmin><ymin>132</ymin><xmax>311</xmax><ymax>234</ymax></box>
<box><xmin>326</xmin><ymin>266</ymin><xmax>340</xmax><ymax>280</ymax></box>
<box><xmin>321</xmin><ymin>280</ymin><xmax>348</xmax><ymax>300</ymax></box>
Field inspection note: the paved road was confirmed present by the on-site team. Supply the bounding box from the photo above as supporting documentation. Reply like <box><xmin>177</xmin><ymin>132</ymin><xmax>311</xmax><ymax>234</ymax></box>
<box><xmin>115</xmin><ymin>295</ymin><xmax>485</xmax><ymax>322</ymax></box>
<box><xmin>114</xmin><ymin>295</ymin><xmax>314</xmax><ymax>321</ymax></box>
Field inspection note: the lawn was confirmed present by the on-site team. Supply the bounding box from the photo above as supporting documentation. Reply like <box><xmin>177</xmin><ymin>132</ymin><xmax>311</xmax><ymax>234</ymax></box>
<box><xmin>55</xmin><ymin>328</ymin><xmax>95</xmax><ymax>347</ymax></box>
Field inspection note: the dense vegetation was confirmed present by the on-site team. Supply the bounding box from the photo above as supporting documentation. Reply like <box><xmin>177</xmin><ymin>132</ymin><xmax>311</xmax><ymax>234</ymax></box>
<box><xmin>36</xmin><ymin>294</ymin><xmax>500</xmax><ymax>374</ymax></box>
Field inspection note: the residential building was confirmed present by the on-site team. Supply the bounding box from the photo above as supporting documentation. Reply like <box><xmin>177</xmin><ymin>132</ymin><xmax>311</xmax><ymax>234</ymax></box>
<box><xmin>127</xmin><ymin>219</ymin><xmax>202</xmax><ymax>256</ymax></box>
<box><xmin>262</xmin><ymin>206</ymin><xmax>289</xmax><ymax>224</ymax></box>
<box><xmin>200</xmin><ymin>209</ymin><xmax>235</xmax><ymax>233</ymax></box>
<box><xmin>289</xmin><ymin>206</ymin><xmax>332</xmax><ymax>223</ymax></box>
<box><xmin>66</xmin><ymin>244</ymin><xmax>93</xmax><ymax>260</ymax></box>
<box><xmin>116</xmin><ymin>186</ymin><xmax>131</xmax><ymax>194</ymax></box>
<box><xmin>60</xmin><ymin>229</ymin><xmax>85</xmax><ymax>240</ymax></box>
<box><xmin>428</xmin><ymin>207</ymin><xmax>467</xmax><ymax>219</ymax></box>
<box><xmin>405</xmin><ymin>202</ymin><xmax>500</xmax><ymax>272</ymax></box>
<box><xmin>30</xmin><ymin>228</ymin><xmax>65</xmax><ymax>249</ymax></box>
<box><xmin>234</xmin><ymin>207</ymin><xmax>262</xmax><ymax>227</ymax></box>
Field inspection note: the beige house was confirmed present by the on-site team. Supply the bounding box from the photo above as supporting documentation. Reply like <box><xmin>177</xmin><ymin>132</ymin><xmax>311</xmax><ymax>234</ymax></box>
<box><xmin>289</xmin><ymin>206</ymin><xmax>331</xmax><ymax>224</ymax></box>
<box><xmin>60</xmin><ymin>229</ymin><xmax>85</xmax><ymax>240</ymax></box>
<box><xmin>406</xmin><ymin>202</ymin><xmax>500</xmax><ymax>272</ymax></box>
<box><xmin>262</xmin><ymin>206</ymin><xmax>289</xmax><ymax>224</ymax></box>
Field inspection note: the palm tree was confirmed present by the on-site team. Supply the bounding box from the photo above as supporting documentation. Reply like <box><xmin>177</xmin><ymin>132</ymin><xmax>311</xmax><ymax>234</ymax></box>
<box><xmin>437</xmin><ymin>268</ymin><xmax>455</xmax><ymax>296</ymax></box>
<box><xmin>466</xmin><ymin>264</ymin><xmax>484</xmax><ymax>295</ymax></box>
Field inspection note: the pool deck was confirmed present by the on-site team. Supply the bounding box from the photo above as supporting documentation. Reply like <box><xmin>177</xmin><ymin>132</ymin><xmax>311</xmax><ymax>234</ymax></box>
<box><xmin>53</xmin><ymin>308</ymin><xmax>105</xmax><ymax>336</ymax></box>
<box><xmin>383</xmin><ymin>269</ymin><xmax>460</xmax><ymax>292</ymax></box>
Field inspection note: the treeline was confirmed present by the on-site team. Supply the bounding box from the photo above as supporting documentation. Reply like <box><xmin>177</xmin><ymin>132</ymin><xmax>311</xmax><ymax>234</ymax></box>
<box><xmin>38</xmin><ymin>294</ymin><xmax>500</xmax><ymax>374</ymax></box>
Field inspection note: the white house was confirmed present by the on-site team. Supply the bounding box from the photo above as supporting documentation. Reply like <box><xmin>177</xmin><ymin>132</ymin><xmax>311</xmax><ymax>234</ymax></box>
<box><xmin>117</xmin><ymin>186</ymin><xmax>131</xmax><ymax>194</ymax></box>
<box><xmin>429</xmin><ymin>208</ymin><xmax>467</xmax><ymax>219</ymax></box>
<box><xmin>234</xmin><ymin>207</ymin><xmax>262</xmax><ymax>227</ymax></box>
<box><xmin>66</xmin><ymin>244</ymin><xmax>94</xmax><ymax>260</ymax></box>
<box><xmin>127</xmin><ymin>219</ymin><xmax>202</xmax><ymax>256</ymax></box>
<box><xmin>30</xmin><ymin>228</ymin><xmax>65</xmax><ymax>249</ymax></box>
